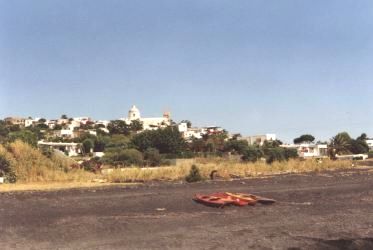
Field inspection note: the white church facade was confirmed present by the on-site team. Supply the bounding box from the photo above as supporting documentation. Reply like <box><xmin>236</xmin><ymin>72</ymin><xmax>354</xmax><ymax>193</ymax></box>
<box><xmin>121</xmin><ymin>105</ymin><xmax>171</xmax><ymax>131</ymax></box>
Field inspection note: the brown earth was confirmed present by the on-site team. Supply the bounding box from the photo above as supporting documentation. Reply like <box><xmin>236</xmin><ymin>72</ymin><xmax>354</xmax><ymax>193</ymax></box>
<box><xmin>1</xmin><ymin>168</ymin><xmax>373</xmax><ymax>249</ymax></box>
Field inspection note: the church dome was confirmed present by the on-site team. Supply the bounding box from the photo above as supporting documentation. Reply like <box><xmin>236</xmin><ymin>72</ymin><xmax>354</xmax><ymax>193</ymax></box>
<box><xmin>128</xmin><ymin>105</ymin><xmax>141</xmax><ymax>120</ymax></box>
<box><xmin>130</xmin><ymin>105</ymin><xmax>139</xmax><ymax>113</ymax></box>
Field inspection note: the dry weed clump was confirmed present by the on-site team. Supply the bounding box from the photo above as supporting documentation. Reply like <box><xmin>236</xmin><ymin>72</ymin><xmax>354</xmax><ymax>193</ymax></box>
<box><xmin>0</xmin><ymin>140</ymin><xmax>94</xmax><ymax>183</ymax></box>
<box><xmin>105</xmin><ymin>158</ymin><xmax>354</xmax><ymax>183</ymax></box>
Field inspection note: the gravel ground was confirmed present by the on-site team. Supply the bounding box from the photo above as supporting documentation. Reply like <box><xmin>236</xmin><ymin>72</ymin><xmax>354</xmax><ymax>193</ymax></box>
<box><xmin>1</xmin><ymin>168</ymin><xmax>373</xmax><ymax>250</ymax></box>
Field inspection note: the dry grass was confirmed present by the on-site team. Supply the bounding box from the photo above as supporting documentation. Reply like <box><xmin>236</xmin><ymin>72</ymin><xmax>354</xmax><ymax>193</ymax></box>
<box><xmin>106</xmin><ymin>158</ymin><xmax>354</xmax><ymax>183</ymax></box>
<box><xmin>0</xmin><ymin>140</ymin><xmax>95</xmax><ymax>183</ymax></box>
<box><xmin>0</xmin><ymin>182</ymin><xmax>136</xmax><ymax>192</ymax></box>
<box><xmin>0</xmin><ymin>141</ymin><xmax>355</xmax><ymax>190</ymax></box>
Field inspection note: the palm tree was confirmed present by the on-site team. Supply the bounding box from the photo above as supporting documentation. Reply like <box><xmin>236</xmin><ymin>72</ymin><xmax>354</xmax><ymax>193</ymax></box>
<box><xmin>329</xmin><ymin>132</ymin><xmax>351</xmax><ymax>159</ymax></box>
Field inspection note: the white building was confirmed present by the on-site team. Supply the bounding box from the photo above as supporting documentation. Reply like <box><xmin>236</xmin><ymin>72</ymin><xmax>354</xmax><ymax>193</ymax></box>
<box><xmin>57</xmin><ymin>118</ymin><xmax>69</xmax><ymax>125</ymax></box>
<box><xmin>281</xmin><ymin>143</ymin><xmax>328</xmax><ymax>158</ymax></box>
<box><xmin>68</xmin><ymin>120</ymin><xmax>81</xmax><ymax>129</ymax></box>
<box><xmin>365</xmin><ymin>139</ymin><xmax>373</xmax><ymax>151</ymax></box>
<box><xmin>37</xmin><ymin>141</ymin><xmax>82</xmax><ymax>157</ymax></box>
<box><xmin>178</xmin><ymin>122</ymin><xmax>188</xmax><ymax>133</ymax></box>
<box><xmin>73</xmin><ymin>117</ymin><xmax>91</xmax><ymax>125</ymax></box>
<box><xmin>95</xmin><ymin>120</ymin><xmax>110</xmax><ymax>128</ymax></box>
<box><xmin>178</xmin><ymin>123</ymin><xmax>224</xmax><ymax>141</ymax></box>
<box><xmin>47</xmin><ymin>120</ymin><xmax>57</xmax><ymax>129</ymax></box>
<box><xmin>24</xmin><ymin>118</ymin><xmax>36</xmax><ymax>127</ymax></box>
<box><xmin>54</xmin><ymin>129</ymin><xmax>74</xmax><ymax>138</ymax></box>
<box><xmin>121</xmin><ymin>105</ymin><xmax>171</xmax><ymax>131</ymax></box>
<box><xmin>240</xmin><ymin>134</ymin><xmax>277</xmax><ymax>146</ymax></box>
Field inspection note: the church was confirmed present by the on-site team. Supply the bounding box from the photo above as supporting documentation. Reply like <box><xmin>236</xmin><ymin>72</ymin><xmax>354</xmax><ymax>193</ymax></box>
<box><xmin>121</xmin><ymin>105</ymin><xmax>171</xmax><ymax>130</ymax></box>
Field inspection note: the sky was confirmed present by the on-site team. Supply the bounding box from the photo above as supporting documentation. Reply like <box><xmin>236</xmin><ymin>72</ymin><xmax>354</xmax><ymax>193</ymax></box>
<box><xmin>1</xmin><ymin>0</ymin><xmax>373</xmax><ymax>143</ymax></box>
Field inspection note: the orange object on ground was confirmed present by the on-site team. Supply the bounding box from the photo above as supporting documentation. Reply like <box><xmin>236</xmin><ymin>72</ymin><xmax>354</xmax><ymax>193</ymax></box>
<box><xmin>193</xmin><ymin>194</ymin><xmax>234</xmax><ymax>208</ymax></box>
<box><xmin>211</xmin><ymin>192</ymin><xmax>256</xmax><ymax>206</ymax></box>
<box><xmin>225</xmin><ymin>192</ymin><xmax>276</xmax><ymax>205</ymax></box>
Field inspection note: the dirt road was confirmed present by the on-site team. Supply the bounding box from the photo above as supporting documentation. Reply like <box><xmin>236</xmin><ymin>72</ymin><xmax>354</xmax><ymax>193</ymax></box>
<box><xmin>1</xmin><ymin>168</ymin><xmax>373</xmax><ymax>249</ymax></box>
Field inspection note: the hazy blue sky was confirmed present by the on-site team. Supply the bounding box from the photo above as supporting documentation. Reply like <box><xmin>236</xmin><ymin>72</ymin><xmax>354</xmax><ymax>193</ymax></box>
<box><xmin>1</xmin><ymin>0</ymin><xmax>373</xmax><ymax>142</ymax></box>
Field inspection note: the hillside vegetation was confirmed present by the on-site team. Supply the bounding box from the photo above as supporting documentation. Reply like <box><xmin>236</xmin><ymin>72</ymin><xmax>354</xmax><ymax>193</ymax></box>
<box><xmin>0</xmin><ymin>140</ymin><xmax>94</xmax><ymax>183</ymax></box>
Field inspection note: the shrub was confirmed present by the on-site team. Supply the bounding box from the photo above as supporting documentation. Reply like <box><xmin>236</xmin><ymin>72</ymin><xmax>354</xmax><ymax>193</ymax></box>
<box><xmin>103</xmin><ymin>148</ymin><xmax>144</xmax><ymax>166</ymax></box>
<box><xmin>82</xmin><ymin>139</ymin><xmax>94</xmax><ymax>154</ymax></box>
<box><xmin>81</xmin><ymin>157</ymin><xmax>102</xmax><ymax>173</ymax></box>
<box><xmin>8</xmin><ymin>130</ymin><xmax>38</xmax><ymax>147</ymax></box>
<box><xmin>284</xmin><ymin>148</ymin><xmax>299</xmax><ymax>160</ymax></box>
<box><xmin>266</xmin><ymin>148</ymin><xmax>286</xmax><ymax>164</ymax></box>
<box><xmin>185</xmin><ymin>164</ymin><xmax>202</xmax><ymax>183</ymax></box>
<box><xmin>131</xmin><ymin>127</ymin><xmax>187</xmax><ymax>154</ymax></box>
<box><xmin>0</xmin><ymin>155</ymin><xmax>16</xmax><ymax>183</ymax></box>
<box><xmin>241</xmin><ymin>146</ymin><xmax>263</xmax><ymax>162</ymax></box>
<box><xmin>144</xmin><ymin>148</ymin><xmax>162</xmax><ymax>167</ymax></box>
<box><xmin>40</xmin><ymin>146</ymin><xmax>54</xmax><ymax>158</ymax></box>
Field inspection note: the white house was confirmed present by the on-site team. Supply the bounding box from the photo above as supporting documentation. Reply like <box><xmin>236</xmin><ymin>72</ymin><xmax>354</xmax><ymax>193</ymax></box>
<box><xmin>240</xmin><ymin>134</ymin><xmax>277</xmax><ymax>146</ymax></box>
<box><xmin>37</xmin><ymin>141</ymin><xmax>82</xmax><ymax>157</ymax></box>
<box><xmin>178</xmin><ymin>123</ymin><xmax>225</xmax><ymax>141</ymax></box>
<box><xmin>54</xmin><ymin>129</ymin><xmax>74</xmax><ymax>138</ymax></box>
<box><xmin>281</xmin><ymin>143</ymin><xmax>328</xmax><ymax>158</ymax></box>
<box><xmin>47</xmin><ymin>120</ymin><xmax>57</xmax><ymax>129</ymax></box>
<box><xmin>68</xmin><ymin>120</ymin><xmax>81</xmax><ymax>129</ymax></box>
<box><xmin>95</xmin><ymin>120</ymin><xmax>110</xmax><ymax>128</ymax></box>
<box><xmin>121</xmin><ymin>105</ymin><xmax>171</xmax><ymax>130</ymax></box>
<box><xmin>73</xmin><ymin>117</ymin><xmax>91</xmax><ymax>125</ymax></box>
<box><xmin>184</xmin><ymin>128</ymin><xmax>205</xmax><ymax>140</ymax></box>
<box><xmin>178</xmin><ymin>122</ymin><xmax>188</xmax><ymax>133</ymax></box>
<box><xmin>57</xmin><ymin>118</ymin><xmax>69</xmax><ymax>125</ymax></box>
<box><xmin>24</xmin><ymin>118</ymin><xmax>36</xmax><ymax>127</ymax></box>
<box><xmin>365</xmin><ymin>139</ymin><xmax>373</xmax><ymax>151</ymax></box>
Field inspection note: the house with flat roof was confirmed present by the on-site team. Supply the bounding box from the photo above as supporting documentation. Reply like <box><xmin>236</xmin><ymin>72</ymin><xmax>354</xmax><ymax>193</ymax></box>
<box><xmin>38</xmin><ymin>141</ymin><xmax>82</xmax><ymax>156</ymax></box>
<box><xmin>281</xmin><ymin>143</ymin><xmax>328</xmax><ymax>158</ymax></box>
<box><xmin>239</xmin><ymin>134</ymin><xmax>277</xmax><ymax>146</ymax></box>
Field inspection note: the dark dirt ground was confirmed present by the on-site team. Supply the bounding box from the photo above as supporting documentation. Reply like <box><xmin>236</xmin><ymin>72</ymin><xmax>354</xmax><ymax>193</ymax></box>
<box><xmin>1</xmin><ymin>168</ymin><xmax>373</xmax><ymax>250</ymax></box>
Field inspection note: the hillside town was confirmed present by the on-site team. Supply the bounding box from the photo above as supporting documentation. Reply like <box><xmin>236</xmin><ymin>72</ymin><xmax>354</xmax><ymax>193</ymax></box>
<box><xmin>2</xmin><ymin>105</ymin><xmax>372</xmax><ymax>161</ymax></box>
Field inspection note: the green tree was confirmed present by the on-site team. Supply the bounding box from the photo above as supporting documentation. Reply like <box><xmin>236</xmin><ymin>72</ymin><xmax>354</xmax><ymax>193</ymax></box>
<box><xmin>8</xmin><ymin>130</ymin><xmax>38</xmax><ymax>147</ymax></box>
<box><xmin>144</xmin><ymin>148</ymin><xmax>162</xmax><ymax>166</ymax></box>
<box><xmin>349</xmin><ymin>139</ymin><xmax>369</xmax><ymax>154</ymax></box>
<box><xmin>130</xmin><ymin>119</ymin><xmax>143</xmax><ymax>132</ymax></box>
<box><xmin>36</xmin><ymin>123</ymin><xmax>49</xmax><ymax>129</ymax></box>
<box><xmin>81</xmin><ymin>157</ymin><xmax>102</xmax><ymax>173</ymax></box>
<box><xmin>329</xmin><ymin>132</ymin><xmax>352</xmax><ymax>159</ymax></box>
<box><xmin>107</xmin><ymin>120</ymin><xmax>130</xmax><ymax>135</ymax></box>
<box><xmin>293</xmin><ymin>134</ymin><xmax>315</xmax><ymax>144</ymax></box>
<box><xmin>0</xmin><ymin>156</ymin><xmax>16</xmax><ymax>183</ymax></box>
<box><xmin>357</xmin><ymin>133</ymin><xmax>368</xmax><ymax>141</ymax></box>
<box><xmin>204</xmin><ymin>131</ymin><xmax>228</xmax><ymax>154</ymax></box>
<box><xmin>104</xmin><ymin>134</ymin><xmax>131</xmax><ymax>150</ymax></box>
<box><xmin>261</xmin><ymin>140</ymin><xmax>283</xmax><ymax>155</ymax></box>
<box><xmin>103</xmin><ymin>148</ymin><xmax>143</xmax><ymax>166</ymax></box>
<box><xmin>189</xmin><ymin>137</ymin><xmax>206</xmax><ymax>153</ymax></box>
<box><xmin>82</xmin><ymin>139</ymin><xmax>94</xmax><ymax>154</ymax></box>
<box><xmin>61</xmin><ymin>114</ymin><xmax>68</xmax><ymax>119</ymax></box>
<box><xmin>0</xmin><ymin>121</ymin><xmax>9</xmax><ymax>143</ymax></box>
<box><xmin>224</xmin><ymin>139</ymin><xmax>249</xmax><ymax>154</ymax></box>
<box><xmin>9</xmin><ymin>124</ymin><xmax>21</xmax><ymax>132</ymax></box>
<box><xmin>266</xmin><ymin>148</ymin><xmax>286</xmax><ymax>164</ymax></box>
<box><xmin>241</xmin><ymin>146</ymin><xmax>263</xmax><ymax>162</ymax></box>
<box><xmin>131</xmin><ymin>127</ymin><xmax>186</xmax><ymax>155</ymax></box>
<box><xmin>284</xmin><ymin>148</ymin><xmax>299</xmax><ymax>160</ymax></box>
<box><xmin>93</xmin><ymin>136</ymin><xmax>108</xmax><ymax>152</ymax></box>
